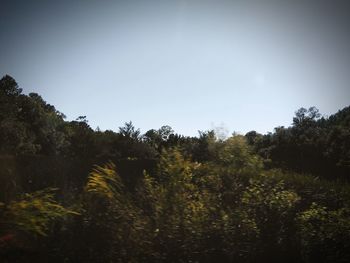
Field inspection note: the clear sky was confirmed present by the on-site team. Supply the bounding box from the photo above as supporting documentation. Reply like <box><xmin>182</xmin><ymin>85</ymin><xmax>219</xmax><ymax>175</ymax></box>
<box><xmin>1</xmin><ymin>0</ymin><xmax>350</xmax><ymax>136</ymax></box>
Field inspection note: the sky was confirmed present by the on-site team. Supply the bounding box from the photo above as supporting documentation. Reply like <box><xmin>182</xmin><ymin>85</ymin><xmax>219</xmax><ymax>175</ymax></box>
<box><xmin>1</xmin><ymin>0</ymin><xmax>350</xmax><ymax>136</ymax></box>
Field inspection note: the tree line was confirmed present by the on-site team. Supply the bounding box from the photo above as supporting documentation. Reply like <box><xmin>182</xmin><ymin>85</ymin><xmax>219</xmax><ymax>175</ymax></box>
<box><xmin>0</xmin><ymin>75</ymin><xmax>350</xmax><ymax>262</ymax></box>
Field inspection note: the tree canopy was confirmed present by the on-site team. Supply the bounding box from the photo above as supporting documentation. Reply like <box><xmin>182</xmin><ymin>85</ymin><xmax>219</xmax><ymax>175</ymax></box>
<box><xmin>1</xmin><ymin>75</ymin><xmax>350</xmax><ymax>262</ymax></box>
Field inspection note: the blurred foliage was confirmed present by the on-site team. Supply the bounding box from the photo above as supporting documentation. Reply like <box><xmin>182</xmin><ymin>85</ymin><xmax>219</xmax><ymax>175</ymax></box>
<box><xmin>0</xmin><ymin>188</ymin><xmax>78</xmax><ymax>262</ymax></box>
<box><xmin>1</xmin><ymin>75</ymin><xmax>350</xmax><ymax>262</ymax></box>
<box><xmin>2</xmin><ymin>188</ymin><xmax>78</xmax><ymax>236</ymax></box>
<box><xmin>297</xmin><ymin>203</ymin><xmax>350</xmax><ymax>262</ymax></box>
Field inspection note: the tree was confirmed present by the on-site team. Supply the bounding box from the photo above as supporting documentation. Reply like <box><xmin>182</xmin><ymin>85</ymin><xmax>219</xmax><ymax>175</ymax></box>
<box><xmin>293</xmin><ymin>107</ymin><xmax>321</xmax><ymax>127</ymax></box>
<box><xmin>119</xmin><ymin>121</ymin><xmax>140</xmax><ymax>140</ymax></box>
<box><xmin>0</xmin><ymin>75</ymin><xmax>22</xmax><ymax>97</ymax></box>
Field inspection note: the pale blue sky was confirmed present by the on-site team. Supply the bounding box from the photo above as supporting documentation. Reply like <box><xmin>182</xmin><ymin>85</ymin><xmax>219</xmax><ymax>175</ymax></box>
<box><xmin>1</xmin><ymin>0</ymin><xmax>350</xmax><ymax>136</ymax></box>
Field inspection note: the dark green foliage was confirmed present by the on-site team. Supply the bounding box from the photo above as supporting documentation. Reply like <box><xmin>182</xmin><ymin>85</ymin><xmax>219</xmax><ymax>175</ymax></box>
<box><xmin>0</xmin><ymin>188</ymin><xmax>78</xmax><ymax>262</ymax></box>
<box><xmin>246</xmin><ymin>106</ymin><xmax>350</xmax><ymax>179</ymax></box>
<box><xmin>297</xmin><ymin>204</ymin><xmax>350</xmax><ymax>262</ymax></box>
<box><xmin>0</xmin><ymin>76</ymin><xmax>67</xmax><ymax>155</ymax></box>
<box><xmin>1</xmin><ymin>75</ymin><xmax>350</xmax><ymax>262</ymax></box>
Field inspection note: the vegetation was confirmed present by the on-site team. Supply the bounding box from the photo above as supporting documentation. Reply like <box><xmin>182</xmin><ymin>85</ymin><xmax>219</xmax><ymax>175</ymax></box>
<box><xmin>1</xmin><ymin>75</ymin><xmax>350</xmax><ymax>262</ymax></box>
